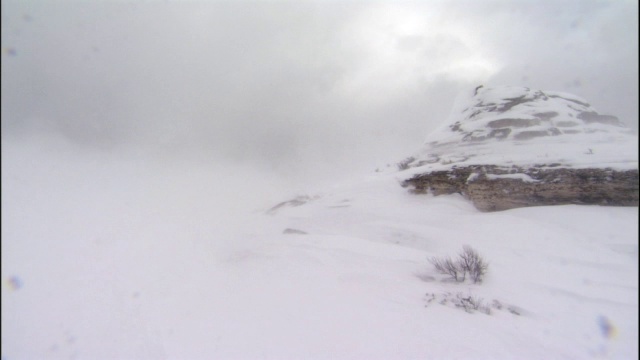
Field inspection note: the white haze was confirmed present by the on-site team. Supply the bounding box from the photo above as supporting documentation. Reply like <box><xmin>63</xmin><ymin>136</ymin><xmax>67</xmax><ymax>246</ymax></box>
<box><xmin>1</xmin><ymin>1</ymin><xmax>638</xmax><ymax>358</ymax></box>
<box><xmin>2</xmin><ymin>137</ymin><xmax>638</xmax><ymax>359</ymax></box>
<box><xmin>1</xmin><ymin>0</ymin><xmax>638</xmax><ymax>186</ymax></box>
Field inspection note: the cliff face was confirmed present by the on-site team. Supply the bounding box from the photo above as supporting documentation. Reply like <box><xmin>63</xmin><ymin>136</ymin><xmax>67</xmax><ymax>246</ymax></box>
<box><xmin>400</xmin><ymin>86</ymin><xmax>639</xmax><ymax>212</ymax></box>
<box><xmin>404</xmin><ymin>165</ymin><xmax>638</xmax><ymax>212</ymax></box>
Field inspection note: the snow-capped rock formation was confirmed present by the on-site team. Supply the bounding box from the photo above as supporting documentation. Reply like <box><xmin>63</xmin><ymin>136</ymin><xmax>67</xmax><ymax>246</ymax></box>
<box><xmin>400</xmin><ymin>86</ymin><xmax>639</xmax><ymax>211</ymax></box>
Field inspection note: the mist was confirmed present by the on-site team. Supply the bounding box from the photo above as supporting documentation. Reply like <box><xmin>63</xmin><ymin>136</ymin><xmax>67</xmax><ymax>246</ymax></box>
<box><xmin>2</xmin><ymin>1</ymin><xmax>638</xmax><ymax>358</ymax></box>
<box><xmin>2</xmin><ymin>0</ymin><xmax>637</xmax><ymax>189</ymax></box>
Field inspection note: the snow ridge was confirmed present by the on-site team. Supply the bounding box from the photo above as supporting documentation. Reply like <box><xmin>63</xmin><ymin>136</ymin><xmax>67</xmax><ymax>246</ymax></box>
<box><xmin>401</xmin><ymin>86</ymin><xmax>637</xmax><ymax>175</ymax></box>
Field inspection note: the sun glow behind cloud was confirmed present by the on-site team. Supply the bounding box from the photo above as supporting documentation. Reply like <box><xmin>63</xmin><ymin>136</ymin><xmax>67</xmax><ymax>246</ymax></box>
<box><xmin>1</xmin><ymin>0</ymin><xmax>636</xmax><ymax>187</ymax></box>
<box><xmin>337</xmin><ymin>3</ymin><xmax>502</xmax><ymax>107</ymax></box>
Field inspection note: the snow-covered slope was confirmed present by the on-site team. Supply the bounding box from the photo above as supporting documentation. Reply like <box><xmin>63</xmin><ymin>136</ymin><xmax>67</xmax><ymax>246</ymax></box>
<box><xmin>3</xmin><ymin>137</ymin><xmax>637</xmax><ymax>359</ymax></box>
<box><xmin>395</xmin><ymin>86</ymin><xmax>638</xmax><ymax>211</ymax></box>
<box><xmin>263</xmin><ymin>174</ymin><xmax>638</xmax><ymax>359</ymax></box>
<box><xmin>399</xmin><ymin>86</ymin><xmax>638</xmax><ymax>176</ymax></box>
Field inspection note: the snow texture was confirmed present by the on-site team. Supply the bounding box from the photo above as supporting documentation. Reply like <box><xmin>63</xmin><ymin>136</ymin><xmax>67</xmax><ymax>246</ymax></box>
<box><xmin>2</xmin><ymin>137</ymin><xmax>638</xmax><ymax>359</ymax></box>
<box><xmin>397</xmin><ymin>86</ymin><xmax>638</xmax><ymax>178</ymax></box>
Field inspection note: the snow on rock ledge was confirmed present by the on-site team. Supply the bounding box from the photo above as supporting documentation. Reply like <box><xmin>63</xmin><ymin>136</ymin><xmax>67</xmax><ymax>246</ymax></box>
<box><xmin>400</xmin><ymin>86</ymin><xmax>639</xmax><ymax>212</ymax></box>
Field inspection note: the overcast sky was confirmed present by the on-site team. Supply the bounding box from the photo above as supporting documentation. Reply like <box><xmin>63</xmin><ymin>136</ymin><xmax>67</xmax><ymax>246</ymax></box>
<box><xmin>2</xmin><ymin>0</ymin><xmax>638</xmax><ymax>185</ymax></box>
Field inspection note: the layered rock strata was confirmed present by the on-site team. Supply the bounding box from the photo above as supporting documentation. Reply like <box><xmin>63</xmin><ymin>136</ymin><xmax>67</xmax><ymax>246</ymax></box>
<box><xmin>400</xmin><ymin>86</ymin><xmax>639</xmax><ymax>212</ymax></box>
<box><xmin>403</xmin><ymin>165</ymin><xmax>638</xmax><ymax>212</ymax></box>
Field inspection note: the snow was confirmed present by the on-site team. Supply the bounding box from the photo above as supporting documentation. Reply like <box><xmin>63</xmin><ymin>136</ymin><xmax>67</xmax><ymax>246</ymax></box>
<box><xmin>400</xmin><ymin>86</ymin><xmax>638</xmax><ymax>178</ymax></box>
<box><xmin>544</xmin><ymin>91</ymin><xmax>591</xmax><ymax>105</ymax></box>
<box><xmin>400</xmin><ymin>133</ymin><xmax>638</xmax><ymax>182</ymax></box>
<box><xmin>467</xmin><ymin>172</ymin><xmax>480</xmax><ymax>183</ymax></box>
<box><xmin>2</xmin><ymin>137</ymin><xmax>638</xmax><ymax>359</ymax></box>
<box><xmin>485</xmin><ymin>173</ymin><xmax>539</xmax><ymax>182</ymax></box>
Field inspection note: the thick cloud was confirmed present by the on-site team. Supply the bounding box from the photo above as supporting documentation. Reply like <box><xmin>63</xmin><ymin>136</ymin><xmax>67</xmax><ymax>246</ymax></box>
<box><xmin>2</xmin><ymin>0</ymin><xmax>637</xmax><ymax>185</ymax></box>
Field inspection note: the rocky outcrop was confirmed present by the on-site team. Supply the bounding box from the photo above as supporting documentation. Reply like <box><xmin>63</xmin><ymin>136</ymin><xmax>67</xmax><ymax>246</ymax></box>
<box><xmin>403</xmin><ymin>165</ymin><xmax>639</xmax><ymax>212</ymax></box>
<box><xmin>399</xmin><ymin>86</ymin><xmax>639</xmax><ymax>212</ymax></box>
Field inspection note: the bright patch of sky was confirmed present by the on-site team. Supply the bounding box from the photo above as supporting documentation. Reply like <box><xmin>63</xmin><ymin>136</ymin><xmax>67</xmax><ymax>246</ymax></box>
<box><xmin>336</xmin><ymin>3</ymin><xmax>502</xmax><ymax>107</ymax></box>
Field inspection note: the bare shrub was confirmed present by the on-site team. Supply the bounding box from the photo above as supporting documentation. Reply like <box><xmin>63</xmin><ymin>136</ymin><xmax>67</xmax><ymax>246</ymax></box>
<box><xmin>453</xmin><ymin>293</ymin><xmax>490</xmax><ymax>314</ymax></box>
<box><xmin>429</xmin><ymin>245</ymin><xmax>488</xmax><ymax>283</ymax></box>
<box><xmin>424</xmin><ymin>293</ymin><xmax>521</xmax><ymax>316</ymax></box>
<box><xmin>458</xmin><ymin>245</ymin><xmax>489</xmax><ymax>283</ymax></box>
<box><xmin>429</xmin><ymin>256</ymin><xmax>462</xmax><ymax>282</ymax></box>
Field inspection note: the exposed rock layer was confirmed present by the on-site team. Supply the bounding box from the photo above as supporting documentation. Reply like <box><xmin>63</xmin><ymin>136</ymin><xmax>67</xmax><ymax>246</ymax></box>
<box><xmin>400</xmin><ymin>86</ymin><xmax>638</xmax><ymax>212</ymax></box>
<box><xmin>403</xmin><ymin>166</ymin><xmax>639</xmax><ymax>212</ymax></box>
